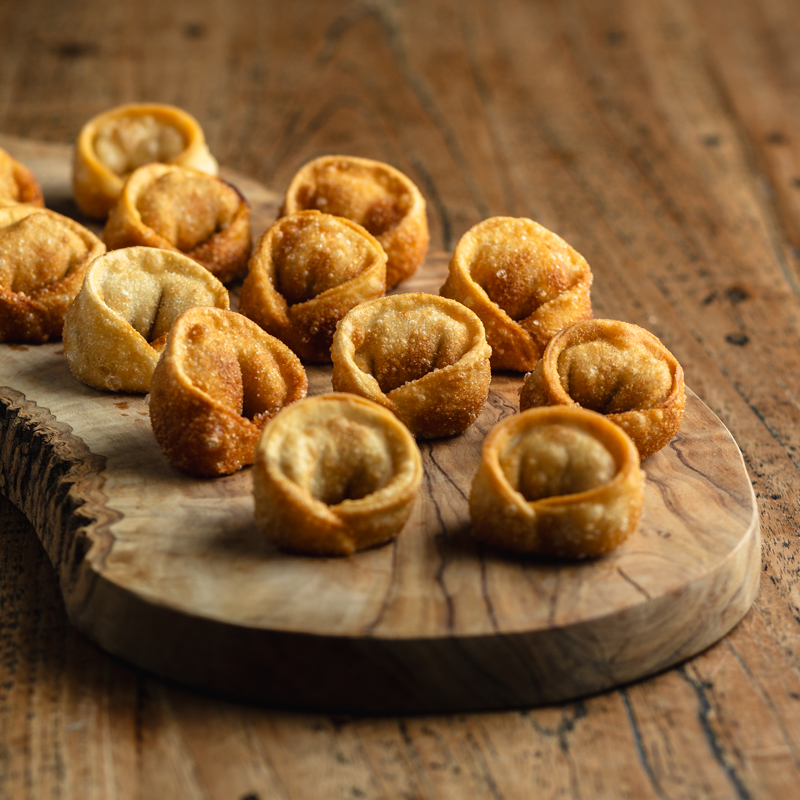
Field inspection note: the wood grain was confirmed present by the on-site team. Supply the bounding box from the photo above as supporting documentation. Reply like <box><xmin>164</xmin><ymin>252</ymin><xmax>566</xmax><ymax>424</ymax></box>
<box><xmin>0</xmin><ymin>138</ymin><xmax>758</xmax><ymax>712</ymax></box>
<box><xmin>4</xmin><ymin>0</ymin><xmax>800</xmax><ymax>796</ymax></box>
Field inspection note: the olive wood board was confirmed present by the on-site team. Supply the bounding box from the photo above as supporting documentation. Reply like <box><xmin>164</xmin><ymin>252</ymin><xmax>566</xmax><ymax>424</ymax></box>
<box><xmin>0</xmin><ymin>136</ymin><xmax>761</xmax><ymax>713</ymax></box>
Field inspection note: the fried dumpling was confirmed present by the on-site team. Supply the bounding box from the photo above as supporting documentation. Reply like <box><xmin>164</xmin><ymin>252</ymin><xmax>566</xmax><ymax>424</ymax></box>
<box><xmin>253</xmin><ymin>393</ymin><xmax>422</xmax><ymax>556</ymax></box>
<box><xmin>440</xmin><ymin>216</ymin><xmax>593</xmax><ymax>371</ymax></box>
<box><xmin>104</xmin><ymin>163</ymin><xmax>251</xmax><ymax>283</ymax></box>
<box><xmin>0</xmin><ymin>147</ymin><xmax>45</xmax><ymax>208</ymax></box>
<box><xmin>519</xmin><ymin>318</ymin><xmax>685</xmax><ymax>458</ymax></box>
<box><xmin>0</xmin><ymin>206</ymin><xmax>105</xmax><ymax>343</ymax></box>
<box><xmin>470</xmin><ymin>406</ymin><xmax>645</xmax><ymax>557</ymax></box>
<box><xmin>63</xmin><ymin>246</ymin><xmax>229</xmax><ymax>393</ymax></box>
<box><xmin>239</xmin><ymin>210</ymin><xmax>386</xmax><ymax>362</ymax></box>
<box><xmin>331</xmin><ymin>292</ymin><xmax>491</xmax><ymax>438</ymax></box>
<box><xmin>149</xmin><ymin>306</ymin><xmax>307</xmax><ymax>476</ymax></box>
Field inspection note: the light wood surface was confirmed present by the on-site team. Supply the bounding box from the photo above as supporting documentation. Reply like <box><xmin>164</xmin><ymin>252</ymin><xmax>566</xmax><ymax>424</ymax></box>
<box><xmin>0</xmin><ymin>137</ymin><xmax>759</xmax><ymax>713</ymax></box>
<box><xmin>2</xmin><ymin>0</ymin><xmax>800</xmax><ymax>796</ymax></box>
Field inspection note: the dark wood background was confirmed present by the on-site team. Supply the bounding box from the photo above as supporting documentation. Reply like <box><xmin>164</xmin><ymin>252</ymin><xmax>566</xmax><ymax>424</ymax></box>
<box><xmin>3</xmin><ymin>0</ymin><xmax>800</xmax><ymax>797</ymax></box>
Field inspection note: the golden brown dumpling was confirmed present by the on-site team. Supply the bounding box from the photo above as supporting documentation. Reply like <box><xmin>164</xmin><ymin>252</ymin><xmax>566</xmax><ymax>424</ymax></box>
<box><xmin>239</xmin><ymin>210</ymin><xmax>386</xmax><ymax>362</ymax></box>
<box><xmin>63</xmin><ymin>246</ymin><xmax>229</xmax><ymax>393</ymax></box>
<box><xmin>73</xmin><ymin>103</ymin><xmax>218</xmax><ymax>218</ymax></box>
<box><xmin>103</xmin><ymin>163</ymin><xmax>251</xmax><ymax>283</ymax></box>
<box><xmin>440</xmin><ymin>216</ymin><xmax>593</xmax><ymax>371</ymax></box>
<box><xmin>0</xmin><ymin>206</ymin><xmax>105</xmax><ymax>343</ymax></box>
<box><xmin>253</xmin><ymin>393</ymin><xmax>422</xmax><ymax>556</ymax></box>
<box><xmin>149</xmin><ymin>307</ymin><xmax>308</xmax><ymax>476</ymax></box>
<box><xmin>519</xmin><ymin>319</ymin><xmax>685</xmax><ymax>459</ymax></box>
<box><xmin>0</xmin><ymin>147</ymin><xmax>44</xmax><ymax>208</ymax></box>
<box><xmin>281</xmin><ymin>155</ymin><xmax>428</xmax><ymax>289</ymax></box>
<box><xmin>470</xmin><ymin>406</ymin><xmax>645</xmax><ymax>558</ymax></box>
<box><xmin>331</xmin><ymin>293</ymin><xmax>491</xmax><ymax>438</ymax></box>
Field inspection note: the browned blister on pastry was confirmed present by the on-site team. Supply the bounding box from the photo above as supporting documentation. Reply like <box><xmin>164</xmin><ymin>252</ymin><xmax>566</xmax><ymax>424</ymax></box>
<box><xmin>331</xmin><ymin>293</ymin><xmax>491</xmax><ymax>438</ymax></box>
<box><xmin>440</xmin><ymin>217</ymin><xmax>593</xmax><ymax>372</ymax></box>
<box><xmin>149</xmin><ymin>307</ymin><xmax>307</xmax><ymax>477</ymax></box>
<box><xmin>281</xmin><ymin>155</ymin><xmax>428</xmax><ymax>289</ymax></box>
<box><xmin>0</xmin><ymin>206</ymin><xmax>105</xmax><ymax>343</ymax></box>
<box><xmin>253</xmin><ymin>393</ymin><xmax>422</xmax><ymax>556</ymax></box>
<box><xmin>73</xmin><ymin>103</ymin><xmax>218</xmax><ymax>218</ymax></box>
<box><xmin>0</xmin><ymin>147</ymin><xmax>44</xmax><ymax>208</ymax></box>
<box><xmin>103</xmin><ymin>163</ymin><xmax>251</xmax><ymax>283</ymax></box>
<box><xmin>239</xmin><ymin>210</ymin><xmax>386</xmax><ymax>362</ymax></box>
<box><xmin>63</xmin><ymin>246</ymin><xmax>229</xmax><ymax>393</ymax></box>
<box><xmin>470</xmin><ymin>406</ymin><xmax>645</xmax><ymax>558</ymax></box>
<box><xmin>519</xmin><ymin>319</ymin><xmax>685</xmax><ymax>459</ymax></box>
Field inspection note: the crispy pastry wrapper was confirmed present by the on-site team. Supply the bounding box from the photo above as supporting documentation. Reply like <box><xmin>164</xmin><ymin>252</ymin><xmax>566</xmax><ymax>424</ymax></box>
<box><xmin>0</xmin><ymin>147</ymin><xmax>45</xmax><ymax>208</ymax></box>
<box><xmin>239</xmin><ymin>210</ymin><xmax>387</xmax><ymax>363</ymax></box>
<box><xmin>470</xmin><ymin>406</ymin><xmax>645</xmax><ymax>558</ymax></box>
<box><xmin>440</xmin><ymin>216</ymin><xmax>593</xmax><ymax>371</ymax></box>
<box><xmin>331</xmin><ymin>292</ymin><xmax>492</xmax><ymax>438</ymax></box>
<box><xmin>63</xmin><ymin>246</ymin><xmax>229</xmax><ymax>393</ymax></box>
<box><xmin>0</xmin><ymin>206</ymin><xmax>105</xmax><ymax>343</ymax></box>
<box><xmin>149</xmin><ymin>307</ymin><xmax>307</xmax><ymax>477</ymax></box>
<box><xmin>519</xmin><ymin>318</ymin><xmax>686</xmax><ymax>459</ymax></box>
<box><xmin>103</xmin><ymin>163</ymin><xmax>251</xmax><ymax>284</ymax></box>
<box><xmin>73</xmin><ymin>103</ymin><xmax>218</xmax><ymax>218</ymax></box>
<box><xmin>281</xmin><ymin>155</ymin><xmax>428</xmax><ymax>289</ymax></box>
<box><xmin>253</xmin><ymin>393</ymin><xmax>423</xmax><ymax>556</ymax></box>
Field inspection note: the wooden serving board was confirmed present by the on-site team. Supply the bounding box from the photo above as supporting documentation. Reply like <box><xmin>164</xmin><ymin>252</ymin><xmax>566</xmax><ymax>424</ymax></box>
<box><xmin>0</xmin><ymin>136</ymin><xmax>760</xmax><ymax>713</ymax></box>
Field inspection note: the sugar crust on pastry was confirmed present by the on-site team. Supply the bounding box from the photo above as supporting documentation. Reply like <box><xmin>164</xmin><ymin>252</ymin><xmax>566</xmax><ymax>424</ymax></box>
<box><xmin>239</xmin><ymin>210</ymin><xmax>387</xmax><ymax>363</ymax></box>
<box><xmin>519</xmin><ymin>318</ymin><xmax>685</xmax><ymax>459</ymax></box>
<box><xmin>104</xmin><ymin>163</ymin><xmax>251</xmax><ymax>284</ymax></box>
<box><xmin>253</xmin><ymin>393</ymin><xmax>423</xmax><ymax>556</ymax></box>
<box><xmin>0</xmin><ymin>147</ymin><xmax>45</xmax><ymax>208</ymax></box>
<box><xmin>63</xmin><ymin>246</ymin><xmax>229</xmax><ymax>393</ymax></box>
<box><xmin>149</xmin><ymin>307</ymin><xmax>307</xmax><ymax>477</ymax></box>
<box><xmin>331</xmin><ymin>292</ymin><xmax>492</xmax><ymax>438</ymax></box>
<box><xmin>281</xmin><ymin>155</ymin><xmax>428</xmax><ymax>289</ymax></box>
<box><xmin>470</xmin><ymin>406</ymin><xmax>645</xmax><ymax>558</ymax></box>
<box><xmin>0</xmin><ymin>206</ymin><xmax>105</xmax><ymax>343</ymax></box>
<box><xmin>440</xmin><ymin>216</ymin><xmax>593</xmax><ymax>371</ymax></box>
<box><xmin>73</xmin><ymin>103</ymin><xmax>218</xmax><ymax>218</ymax></box>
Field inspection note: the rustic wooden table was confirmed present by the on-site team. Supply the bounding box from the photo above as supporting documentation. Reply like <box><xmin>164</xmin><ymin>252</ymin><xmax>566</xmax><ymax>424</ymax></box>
<box><xmin>2</xmin><ymin>0</ymin><xmax>799</xmax><ymax>797</ymax></box>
